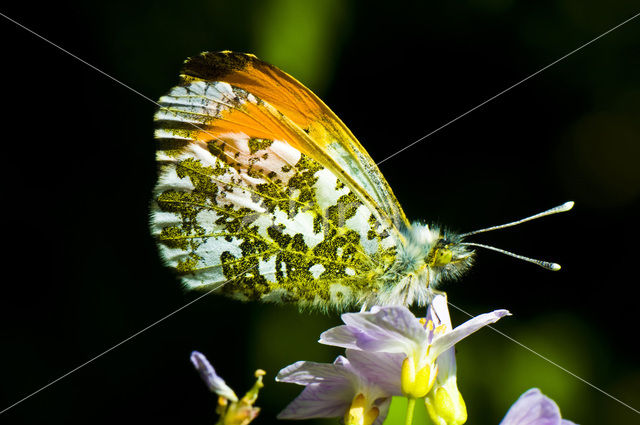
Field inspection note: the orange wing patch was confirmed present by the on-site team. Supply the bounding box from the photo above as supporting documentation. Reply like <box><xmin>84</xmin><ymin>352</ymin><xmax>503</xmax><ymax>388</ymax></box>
<box><xmin>177</xmin><ymin>51</ymin><xmax>409</xmax><ymax>230</ymax></box>
<box><xmin>180</xmin><ymin>51</ymin><xmax>325</xmax><ymax>132</ymax></box>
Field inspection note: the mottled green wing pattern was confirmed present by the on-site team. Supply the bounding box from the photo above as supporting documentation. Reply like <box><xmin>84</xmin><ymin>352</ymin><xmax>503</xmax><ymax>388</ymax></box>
<box><xmin>151</xmin><ymin>80</ymin><xmax>399</xmax><ymax>310</ymax></box>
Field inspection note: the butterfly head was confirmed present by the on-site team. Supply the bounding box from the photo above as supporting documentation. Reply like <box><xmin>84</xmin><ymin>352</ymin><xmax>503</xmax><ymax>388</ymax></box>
<box><xmin>426</xmin><ymin>235</ymin><xmax>472</xmax><ymax>268</ymax></box>
<box><xmin>424</xmin><ymin>229</ymin><xmax>474</xmax><ymax>286</ymax></box>
<box><xmin>399</xmin><ymin>223</ymin><xmax>474</xmax><ymax>289</ymax></box>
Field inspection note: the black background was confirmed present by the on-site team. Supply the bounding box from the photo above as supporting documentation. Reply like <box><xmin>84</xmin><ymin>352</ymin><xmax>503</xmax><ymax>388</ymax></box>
<box><xmin>1</xmin><ymin>1</ymin><xmax>639</xmax><ymax>424</ymax></box>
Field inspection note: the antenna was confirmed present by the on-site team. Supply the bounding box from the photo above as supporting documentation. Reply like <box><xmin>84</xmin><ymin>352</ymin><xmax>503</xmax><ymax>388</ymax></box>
<box><xmin>461</xmin><ymin>242</ymin><xmax>561</xmax><ymax>271</ymax></box>
<box><xmin>459</xmin><ymin>201</ymin><xmax>574</xmax><ymax>238</ymax></box>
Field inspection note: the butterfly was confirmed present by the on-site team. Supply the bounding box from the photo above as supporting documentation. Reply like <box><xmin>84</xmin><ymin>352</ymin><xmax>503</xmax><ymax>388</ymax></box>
<box><xmin>150</xmin><ymin>51</ymin><xmax>571</xmax><ymax>311</ymax></box>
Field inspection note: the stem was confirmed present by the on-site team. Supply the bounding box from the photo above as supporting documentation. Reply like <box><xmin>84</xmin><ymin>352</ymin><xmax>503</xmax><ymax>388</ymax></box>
<box><xmin>405</xmin><ymin>397</ymin><xmax>416</xmax><ymax>425</ymax></box>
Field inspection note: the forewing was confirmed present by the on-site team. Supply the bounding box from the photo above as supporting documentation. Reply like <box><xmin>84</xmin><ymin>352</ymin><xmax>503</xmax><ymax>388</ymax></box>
<box><xmin>151</xmin><ymin>73</ymin><xmax>398</xmax><ymax>309</ymax></box>
<box><xmin>179</xmin><ymin>51</ymin><xmax>410</xmax><ymax>230</ymax></box>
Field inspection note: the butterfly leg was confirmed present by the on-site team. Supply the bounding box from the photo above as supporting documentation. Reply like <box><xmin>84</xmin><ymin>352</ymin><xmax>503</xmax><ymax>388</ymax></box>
<box><xmin>426</xmin><ymin>288</ymin><xmax>448</xmax><ymax>305</ymax></box>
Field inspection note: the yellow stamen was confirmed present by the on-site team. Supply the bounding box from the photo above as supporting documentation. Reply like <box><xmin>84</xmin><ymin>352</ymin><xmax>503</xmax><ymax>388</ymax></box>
<box><xmin>435</xmin><ymin>324</ymin><xmax>447</xmax><ymax>334</ymax></box>
<box><xmin>363</xmin><ymin>406</ymin><xmax>380</xmax><ymax>425</ymax></box>
<box><xmin>426</xmin><ymin>320</ymin><xmax>434</xmax><ymax>331</ymax></box>
<box><xmin>344</xmin><ymin>394</ymin><xmax>367</xmax><ymax>425</ymax></box>
<box><xmin>401</xmin><ymin>357</ymin><xmax>416</xmax><ymax>396</ymax></box>
<box><xmin>241</xmin><ymin>369</ymin><xmax>265</xmax><ymax>404</ymax></box>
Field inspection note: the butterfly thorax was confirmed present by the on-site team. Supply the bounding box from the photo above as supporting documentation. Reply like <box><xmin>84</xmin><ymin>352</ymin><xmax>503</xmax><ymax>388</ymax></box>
<box><xmin>372</xmin><ymin>223</ymin><xmax>474</xmax><ymax>306</ymax></box>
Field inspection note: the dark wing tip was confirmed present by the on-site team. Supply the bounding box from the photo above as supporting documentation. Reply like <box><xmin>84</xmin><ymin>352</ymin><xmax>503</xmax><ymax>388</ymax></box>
<box><xmin>180</xmin><ymin>51</ymin><xmax>258</xmax><ymax>82</ymax></box>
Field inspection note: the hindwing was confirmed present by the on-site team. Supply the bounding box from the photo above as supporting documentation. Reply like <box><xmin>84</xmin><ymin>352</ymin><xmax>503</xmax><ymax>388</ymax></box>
<box><xmin>151</xmin><ymin>52</ymin><xmax>408</xmax><ymax>309</ymax></box>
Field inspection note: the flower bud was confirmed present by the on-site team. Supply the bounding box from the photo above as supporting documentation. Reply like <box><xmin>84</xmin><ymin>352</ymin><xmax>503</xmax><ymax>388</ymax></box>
<box><xmin>424</xmin><ymin>377</ymin><xmax>467</xmax><ymax>425</ymax></box>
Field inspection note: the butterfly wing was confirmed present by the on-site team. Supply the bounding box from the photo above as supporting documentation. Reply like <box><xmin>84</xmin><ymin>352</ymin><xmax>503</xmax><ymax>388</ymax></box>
<box><xmin>151</xmin><ymin>51</ymin><xmax>407</xmax><ymax>309</ymax></box>
<box><xmin>179</xmin><ymin>51</ymin><xmax>410</xmax><ymax>229</ymax></box>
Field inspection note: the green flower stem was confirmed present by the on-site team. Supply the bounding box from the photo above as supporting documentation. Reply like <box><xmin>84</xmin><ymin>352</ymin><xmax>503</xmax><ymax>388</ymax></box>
<box><xmin>405</xmin><ymin>397</ymin><xmax>416</xmax><ymax>425</ymax></box>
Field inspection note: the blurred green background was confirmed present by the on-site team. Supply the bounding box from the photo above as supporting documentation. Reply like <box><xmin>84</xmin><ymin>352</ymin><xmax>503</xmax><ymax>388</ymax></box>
<box><xmin>1</xmin><ymin>1</ymin><xmax>639</xmax><ymax>424</ymax></box>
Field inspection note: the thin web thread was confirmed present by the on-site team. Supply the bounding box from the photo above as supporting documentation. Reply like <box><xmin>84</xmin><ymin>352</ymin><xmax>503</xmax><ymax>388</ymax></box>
<box><xmin>0</xmin><ymin>265</ymin><xmax>256</xmax><ymax>415</ymax></box>
<box><xmin>0</xmin><ymin>12</ymin><xmax>252</xmax><ymax>163</ymax></box>
<box><xmin>447</xmin><ymin>301</ymin><xmax>640</xmax><ymax>415</ymax></box>
<box><xmin>374</xmin><ymin>10</ymin><xmax>640</xmax><ymax>166</ymax></box>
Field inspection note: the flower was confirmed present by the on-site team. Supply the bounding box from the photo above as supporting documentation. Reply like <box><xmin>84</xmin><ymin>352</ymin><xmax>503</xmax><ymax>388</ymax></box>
<box><xmin>277</xmin><ymin>349</ymin><xmax>406</xmax><ymax>425</ymax></box>
<box><xmin>319</xmin><ymin>302</ymin><xmax>510</xmax><ymax>399</ymax></box>
<box><xmin>191</xmin><ymin>351</ymin><xmax>239</xmax><ymax>402</ymax></box>
<box><xmin>190</xmin><ymin>351</ymin><xmax>265</xmax><ymax>425</ymax></box>
<box><xmin>423</xmin><ymin>295</ymin><xmax>467</xmax><ymax>425</ymax></box>
<box><xmin>500</xmin><ymin>388</ymin><xmax>577</xmax><ymax>425</ymax></box>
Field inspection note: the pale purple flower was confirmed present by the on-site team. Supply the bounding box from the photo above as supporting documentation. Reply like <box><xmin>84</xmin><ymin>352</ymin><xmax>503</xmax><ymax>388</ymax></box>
<box><xmin>319</xmin><ymin>303</ymin><xmax>510</xmax><ymax>398</ymax></box>
<box><xmin>277</xmin><ymin>349</ymin><xmax>405</xmax><ymax>425</ymax></box>
<box><xmin>500</xmin><ymin>388</ymin><xmax>577</xmax><ymax>425</ymax></box>
<box><xmin>190</xmin><ymin>351</ymin><xmax>265</xmax><ymax>425</ymax></box>
<box><xmin>191</xmin><ymin>350</ymin><xmax>239</xmax><ymax>401</ymax></box>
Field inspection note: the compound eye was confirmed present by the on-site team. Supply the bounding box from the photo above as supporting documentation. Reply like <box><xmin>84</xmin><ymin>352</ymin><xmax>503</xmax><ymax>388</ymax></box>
<box><xmin>428</xmin><ymin>247</ymin><xmax>453</xmax><ymax>267</ymax></box>
<box><xmin>435</xmin><ymin>248</ymin><xmax>453</xmax><ymax>266</ymax></box>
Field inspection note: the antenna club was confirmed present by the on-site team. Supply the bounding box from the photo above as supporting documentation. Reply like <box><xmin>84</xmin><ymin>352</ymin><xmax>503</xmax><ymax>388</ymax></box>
<box><xmin>550</xmin><ymin>263</ymin><xmax>561</xmax><ymax>271</ymax></box>
<box><xmin>459</xmin><ymin>201</ymin><xmax>576</xmax><ymax>239</ymax></box>
<box><xmin>560</xmin><ymin>201</ymin><xmax>575</xmax><ymax>211</ymax></box>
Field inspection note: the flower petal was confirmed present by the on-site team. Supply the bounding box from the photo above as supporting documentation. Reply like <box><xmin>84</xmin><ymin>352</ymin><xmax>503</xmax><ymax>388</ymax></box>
<box><xmin>277</xmin><ymin>380</ymin><xmax>355</xmax><ymax>419</ymax></box>
<box><xmin>427</xmin><ymin>294</ymin><xmax>452</xmax><ymax>329</ymax></box>
<box><xmin>276</xmin><ymin>359</ymin><xmax>352</xmax><ymax>386</ymax></box>
<box><xmin>345</xmin><ymin>306</ymin><xmax>427</xmax><ymax>343</ymax></box>
<box><xmin>500</xmin><ymin>388</ymin><xmax>562</xmax><ymax>425</ymax></box>
<box><xmin>435</xmin><ymin>346</ymin><xmax>457</xmax><ymax>382</ymax></box>
<box><xmin>319</xmin><ymin>325</ymin><xmax>361</xmax><ymax>350</ymax></box>
<box><xmin>277</xmin><ymin>356</ymin><xmax>360</xmax><ymax>420</ymax></box>
<box><xmin>430</xmin><ymin>309</ymin><xmax>510</xmax><ymax>359</ymax></box>
<box><xmin>373</xmin><ymin>396</ymin><xmax>393</xmax><ymax>425</ymax></box>
<box><xmin>190</xmin><ymin>351</ymin><xmax>238</xmax><ymax>402</ymax></box>
<box><xmin>345</xmin><ymin>349</ymin><xmax>404</xmax><ymax>396</ymax></box>
<box><xmin>336</xmin><ymin>306</ymin><xmax>427</xmax><ymax>353</ymax></box>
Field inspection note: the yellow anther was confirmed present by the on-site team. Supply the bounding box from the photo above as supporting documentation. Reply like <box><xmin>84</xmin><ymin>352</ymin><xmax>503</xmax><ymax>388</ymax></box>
<box><xmin>426</xmin><ymin>320</ymin><xmax>434</xmax><ymax>331</ymax></box>
<box><xmin>363</xmin><ymin>406</ymin><xmax>380</xmax><ymax>425</ymax></box>
<box><xmin>241</xmin><ymin>370</ymin><xmax>265</xmax><ymax>405</ymax></box>
<box><xmin>419</xmin><ymin>318</ymin><xmax>427</xmax><ymax>326</ymax></box>
<box><xmin>344</xmin><ymin>394</ymin><xmax>367</xmax><ymax>425</ymax></box>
